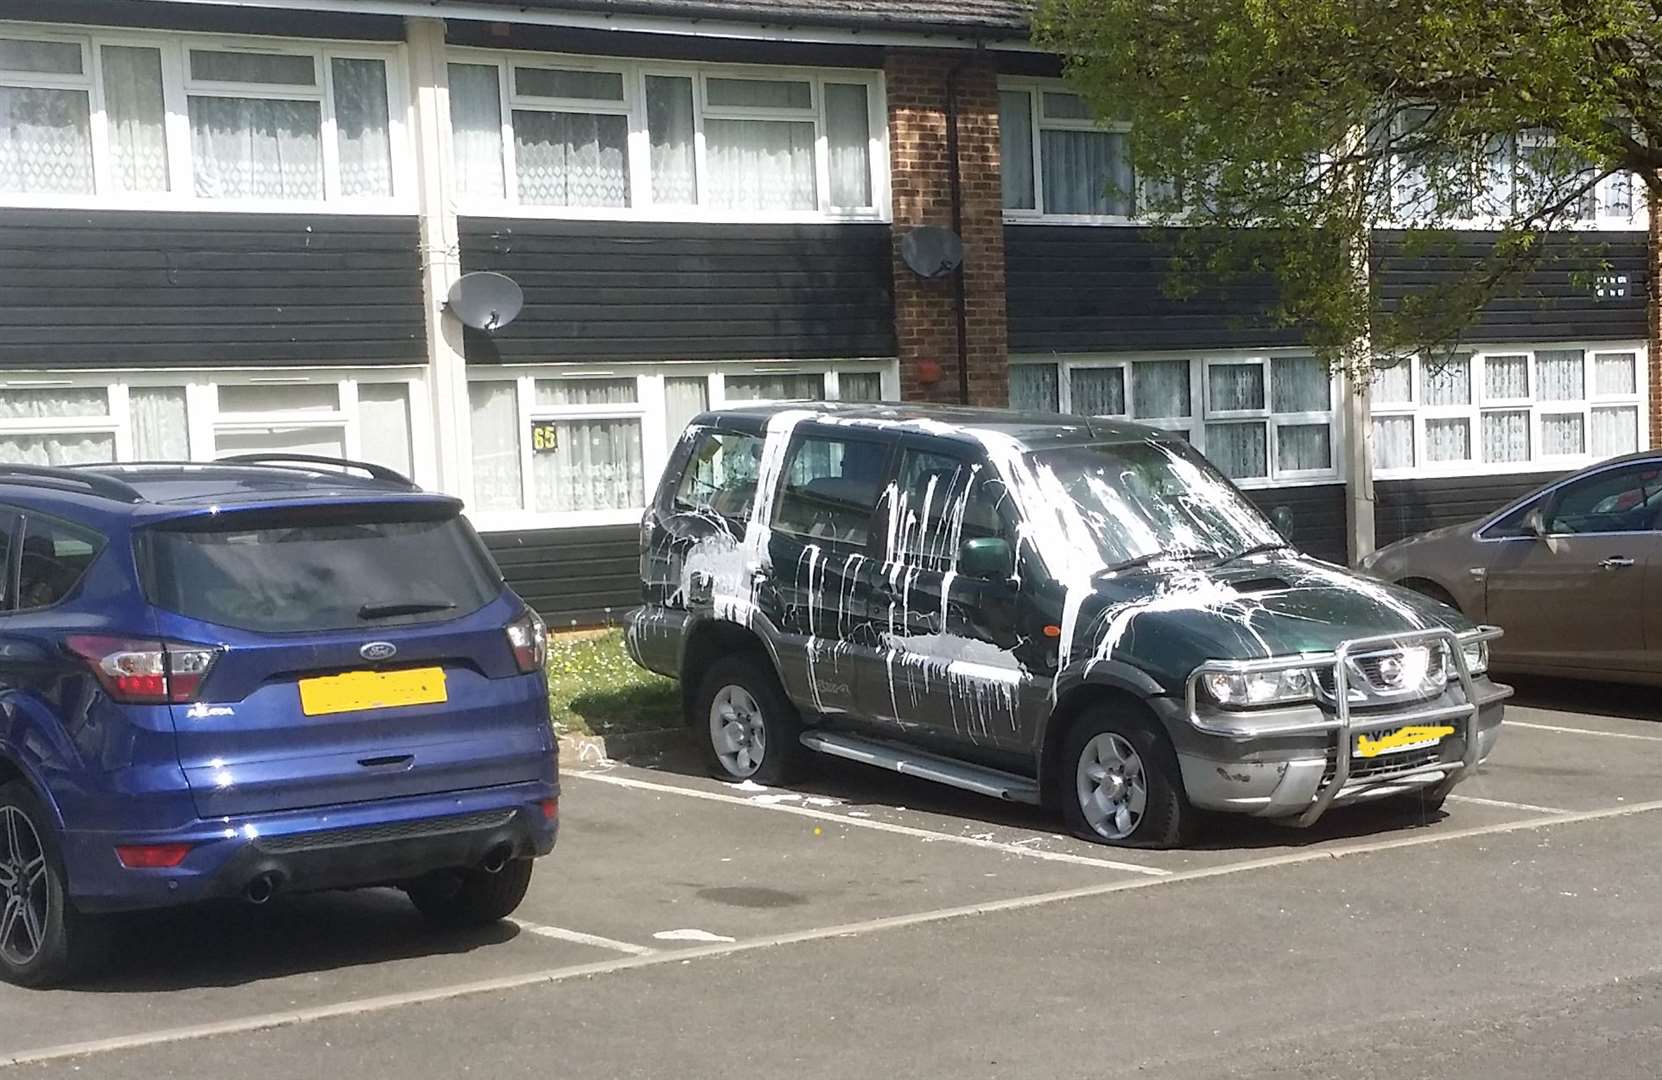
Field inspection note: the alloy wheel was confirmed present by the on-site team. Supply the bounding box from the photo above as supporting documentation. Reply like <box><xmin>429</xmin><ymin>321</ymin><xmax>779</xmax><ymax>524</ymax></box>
<box><xmin>1075</xmin><ymin>732</ymin><xmax>1148</xmax><ymax>841</ymax></box>
<box><xmin>0</xmin><ymin>805</ymin><xmax>50</xmax><ymax>968</ymax></box>
<box><xmin>710</xmin><ymin>684</ymin><xmax>768</xmax><ymax>778</ymax></box>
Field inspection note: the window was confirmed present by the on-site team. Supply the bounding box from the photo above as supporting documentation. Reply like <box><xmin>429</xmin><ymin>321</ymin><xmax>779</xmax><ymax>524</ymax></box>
<box><xmin>773</xmin><ymin>434</ymin><xmax>886</xmax><ymax>546</ymax></box>
<box><xmin>0</xmin><ymin>375</ymin><xmax>421</xmax><ymax>474</ymax></box>
<box><xmin>0</xmin><ymin>27</ymin><xmax>403</xmax><ymax>207</ymax></box>
<box><xmin>17</xmin><ymin>513</ymin><xmax>104</xmax><ymax>610</ymax></box>
<box><xmin>448</xmin><ymin>53</ymin><xmax>884</xmax><ymax>219</ymax></box>
<box><xmin>1011</xmin><ymin>353</ymin><xmax>1337</xmax><ymax>484</ymax></box>
<box><xmin>1000</xmin><ymin>85</ymin><xmax>1137</xmax><ymax>219</ymax></box>
<box><xmin>890</xmin><ymin>450</ymin><xmax>1005</xmax><ymax>569</ymax></box>
<box><xmin>725</xmin><ymin>373</ymin><xmax>825</xmax><ymax>403</ymax></box>
<box><xmin>1543</xmin><ymin>463</ymin><xmax>1662</xmax><ymax>535</ymax></box>
<box><xmin>1372</xmin><ymin>345</ymin><xmax>1648</xmax><ymax>476</ymax></box>
<box><xmin>674</xmin><ymin>429</ymin><xmax>762</xmax><ymax>522</ymax></box>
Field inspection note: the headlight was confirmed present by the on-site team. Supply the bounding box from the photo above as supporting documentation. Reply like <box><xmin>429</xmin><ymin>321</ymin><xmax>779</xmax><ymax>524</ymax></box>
<box><xmin>1458</xmin><ymin>638</ymin><xmax>1488</xmax><ymax>676</ymax></box>
<box><xmin>1200</xmin><ymin>667</ymin><xmax>1315</xmax><ymax>707</ymax></box>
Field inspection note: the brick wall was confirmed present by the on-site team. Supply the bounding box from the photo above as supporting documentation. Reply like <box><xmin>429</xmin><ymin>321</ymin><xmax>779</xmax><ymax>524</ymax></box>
<box><xmin>884</xmin><ymin>50</ymin><xmax>1009</xmax><ymax>407</ymax></box>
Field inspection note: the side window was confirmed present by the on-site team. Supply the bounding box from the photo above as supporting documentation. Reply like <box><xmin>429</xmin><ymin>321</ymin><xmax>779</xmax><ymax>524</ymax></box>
<box><xmin>17</xmin><ymin>515</ymin><xmax>104</xmax><ymax>611</ymax></box>
<box><xmin>1545</xmin><ymin>464</ymin><xmax>1662</xmax><ymax>535</ymax></box>
<box><xmin>0</xmin><ymin>511</ymin><xmax>17</xmax><ymax>611</ymax></box>
<box><xmin>890</xmin><ymin>449</ymin><xmax>1007</xmax><ymax>569</ymax></box>
<box><xmin>1483</xmin><ymin>496</ymin><xmax>1545</xmax><ymax>540</ymax></box>
<box><xmin>674</xmin><ymin>429</ymin><xmax>763</xmax><ymax>522</ymax></box>
<box><xmin>773</xmin><ymin>435</ymin><xmax>887</xmax><ymax>546</ymax></box>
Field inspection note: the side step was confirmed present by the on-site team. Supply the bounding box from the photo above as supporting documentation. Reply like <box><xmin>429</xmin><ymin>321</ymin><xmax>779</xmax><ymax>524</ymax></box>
<box><xmin>799</xmin><ymin>731</ymin><xmax>1041</xmax><ymax>805</ymax></box>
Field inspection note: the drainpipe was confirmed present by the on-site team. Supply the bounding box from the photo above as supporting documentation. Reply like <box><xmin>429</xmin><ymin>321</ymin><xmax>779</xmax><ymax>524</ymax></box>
<box><xmin>945</xmin><ymin>62</ymin><xmax>971</xmax><ymax>406</ymax></box>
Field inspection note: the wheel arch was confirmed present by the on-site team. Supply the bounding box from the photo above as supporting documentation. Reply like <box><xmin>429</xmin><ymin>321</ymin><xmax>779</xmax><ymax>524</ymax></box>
<box><xmin>1397</xmin><ymin>576</ymin><xmax>1463</xmax><ymax>615</ymax></box>
<box><xmin>0</xmin><ymin>744</ymin><xmax>64</xmax><ymax>831</ymax></box>
<box><xmin>677</xmin><ymin>618</ymin><xmax>781</xmax><ymax>725</ymax></box>
<box><xmin>1038</xmin><ymin>679</ymin><xmax>1164</xmax><ymax>810</ymax></box>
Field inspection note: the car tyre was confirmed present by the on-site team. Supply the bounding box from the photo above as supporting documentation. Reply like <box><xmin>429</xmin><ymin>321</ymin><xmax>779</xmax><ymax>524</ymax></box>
<box><xmin>406</xmin><ymin>859</ymin><xmax>534</xmax><ymax>929</ymax></box>
<box><xmin>0</xmin><ymin>781</ymin><xmax>104</xmax><ymax>988</ymax></box>
<box><xmin>1060</xmin><ymin>705</ymin><xmax>1197</xmax><ymax>850</ymax></box>
<box><xmin>695</xmin><ymin>654</ymin><xmax>806</xmax><ymax>785</ymax></box>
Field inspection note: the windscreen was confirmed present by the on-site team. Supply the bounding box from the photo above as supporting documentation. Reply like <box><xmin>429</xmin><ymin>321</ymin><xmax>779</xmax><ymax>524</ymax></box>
<box><xmin>138</xmin><ymin>507</ymin><xmax>503</xmax><ymax>632</ymax></box>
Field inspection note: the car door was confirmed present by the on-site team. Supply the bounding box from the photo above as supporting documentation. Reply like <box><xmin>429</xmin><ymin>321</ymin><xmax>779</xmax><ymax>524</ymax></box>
<box><xmin>869</xmin><ymin>442</ymin><xmax>1039</xmax><ymax>752</ymax></box>
<box><xmin>763</xmin><ymin>424</ymin><xmax>895</xmax><ymax>719</ymax></box>
<box><xmin>1484</xmin><ymin>460</ymin><xmax>1662</xmax><ymax>675</ymax></box>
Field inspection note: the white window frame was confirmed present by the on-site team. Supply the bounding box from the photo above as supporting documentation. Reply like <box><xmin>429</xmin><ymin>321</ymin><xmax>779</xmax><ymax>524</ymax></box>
<box><xmin>1012</xmin><ymin>351</ymin><xmax>1342</xmax><ymax>489</ymax></box>
<box><xmin>0</xmin><ymin>21</ymin><xmax>413</xmax><ymax>213</ymax></box>
<box><xmin>1371</xmin><ymin>342</ymin><xmax>1649</xmax><ymax>479</ymax></box>
<box><xmin>449</xmin><ymin>47</ymin><xmax>889</xmax><ymax>224</ymax></box>
<box><xmin>999</xmin><ymin>79</ymin><xmax>1144</xmax><ymax>226</ymax></box>
<box><xmin>462</xmin><ymin>359</ymin><xmax>898</xmax><ymax>530</ymax></box>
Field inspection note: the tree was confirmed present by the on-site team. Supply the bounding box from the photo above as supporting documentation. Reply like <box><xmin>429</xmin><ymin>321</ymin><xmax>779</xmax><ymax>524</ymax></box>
<box><xmin>1033</xmin><ymin>0</ymin><xmax>1658</xmax><ymax>374</ymax></box>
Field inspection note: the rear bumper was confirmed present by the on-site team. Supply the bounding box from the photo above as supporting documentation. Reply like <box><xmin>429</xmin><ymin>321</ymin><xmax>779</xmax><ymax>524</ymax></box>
<box><xmin>62</xmin><ymin>780</ymin><xmax>559</xmax><ymax>914</ymax></box>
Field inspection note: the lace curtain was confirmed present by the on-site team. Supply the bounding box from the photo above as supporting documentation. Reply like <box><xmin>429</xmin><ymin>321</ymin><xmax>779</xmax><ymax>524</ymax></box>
<box><xmin>1484</xmin><ymin>355</ymin><xmax>1530</xmax><ymax>400</ymax></box>
<box><xmin>1536</xmin><ymin>349</ymin><xmax>1584</xmax><ymax>401</ymax></box>
<box><xmin>664</xmin><ymin>376</ymin><xmax>709</xmax><ymax>438</ymax></box>
<box><xmin>1041</xmin><ymin>128</ymin><xmax>1133</xmax><ymax>215</ymax></box>
<box><xmin>646</xmin><ymin>75</ymin><xmax>696</xmax><ymax>205</ymax></box>
<box><xmin>0</xmin><ymin>86</ymin><xmax>93</xmax><ymax>194</ymax></box>
<box><xmin>190</xmin><ymin>96</ymin><xmax>323</xmax><ymax>200</ymax></box>
<box><xmin>0</xmin><ymin>384</ymin><xmax>114</xmax><ymax>465</ymax></box>
<box><xmin>1208</xmin><ymin>363</ymin><xmax>1264</xmax><ymax>411</ymax></box>
<box><xmin>1426</xmin><ymin>418</ymin><xmax>1471</xmax><ymax>463</ymax></box>
<box><xmin>1422</xmin><ymin>357</ymin><xmax>1471</xmax><ymax>406</ymax></box>
<box><xmin>1277</xmin><ymin>424</ymin><xmax>1331</xmax><ymax>471</ymax></box>
<box><xmin>1070</xmin><ymin>368</ymin><xmax>1125</xmax><ymax>415</ymax></box>
<box><xmin>726</xmin><ymin>373</ymin><xmax>824</xmax><ymax>403</ymax></box>
<box><xmin>1009</xmin><ymin>365</ymin><xmax>1059</xmax><ymax>413</ymax></box>
<box><xmin>825</xmin><ymin>83</ymin><xmax>871</xmax><ymax>207</ymax></box>
<box><xmin>1373</xmin><ymin>416</ymin><xmax>1414</xmax><ymax>469</ymax></box>
<box><xmin>449</xmin><ymin>63</ymin><xmax>506</xmax><ymax>200</ymax></box>
<box><xmin>1205</xmin><ymin>422</ymin><xmax>1267</xmax><ymax>479</ymax></box>
<box><xmin>332</xmin><ymin>57</ymin><xmax>393</xmax><ymax>198</ymax></box>
<box><xmin>1482</xmin><ymin>410</ymin><xmax>1530</xmax><ymax>462</ymax></box>
<box><xmin>706</xmin><ymin>119</ymin><xmax>816</xmax><ymax>210</ymax></box>
<box><xmin>1592</xmin><ymin>407</ymin><xmax>1638</xmax><ymax>457</ymax></box>
<box><xmin>357</xmin><ymin>383</ymin><xmax>412</xmax><ymax>475</ymax></box>
<box><xmin>838</xmin><ymin>372</ymin><xmax>883</xmax><ymax>402</ymax></box>
<box><xmin>1540</xmin><ymin>412</ymin><xmax>1584</xmax><ymax>456</ymax></box>
<box><xmin>1271</xmin><ymin>357</ymin><xmax>1329</xmax><ymax>412</ymax></box>
<box><xmin>131</xmin><ymin>387</ymin><xmax>189</xmax><ymax>460</ymax></box>
<box><xmin>1132</xmin><ymin>360</ymin><xmax>1190</xmax><ymax>419</ymax></box>
<box><xmin>999</xmin><ymin>90</ymin><xmax>1035</xmax><ymax>210</ymax></box>
<box><xmin>0</xmin><ymin>434</ymin><xmax>113</xmax><ymax>466</ymax></box>
<box><xmin>514</xmin><ymin>110</ymin><xmax>629</xmax><ymax>207</ymax></box>
<box><xmin>532</xmin><ymin>419</ymin><xmax>644</xmax><ymax>512</ymax></box>
<box><xmin>1372</xmin><ymin>361</ymin><xmax>1412</xmax><ymax>405</ymax></box>
<box><xmin>102</xmin><ymin>46</ymin><xmax>168</xmax><ymax>192</ymax></box>
<box><xmin>468</xmin><ymin>381</ymin><xmax>522</xmax><ymax>511</ymax></box>
<box><xmin>1594</xmin><ymin>352</ymin><xmax>1637</xmax><ymax>396</ymax></box>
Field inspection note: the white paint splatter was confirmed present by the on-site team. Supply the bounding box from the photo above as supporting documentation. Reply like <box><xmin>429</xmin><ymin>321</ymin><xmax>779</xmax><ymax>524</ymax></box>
<box><xmin>653</xmin><ymin>929</ymin><xmax>737</xmax><ymax>943</ymax></box>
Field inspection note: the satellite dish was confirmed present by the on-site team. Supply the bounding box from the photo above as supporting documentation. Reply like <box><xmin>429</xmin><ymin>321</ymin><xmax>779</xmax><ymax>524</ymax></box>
<box><xmin>446</xmin><ymin>271</ymin><xmax>524</xmax><ymax>333</ymax></box>
<box><xmin>901</xmin><ymin>226</ymin><xmax>964</xmax><ymax>280</ymax></box>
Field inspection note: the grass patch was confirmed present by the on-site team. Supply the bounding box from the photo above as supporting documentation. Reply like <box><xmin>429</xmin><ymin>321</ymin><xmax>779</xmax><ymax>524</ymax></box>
<box><xmin>546</xmin><ymin>629</ymin><xmax>681</xmax><ymax>738</ymax></box>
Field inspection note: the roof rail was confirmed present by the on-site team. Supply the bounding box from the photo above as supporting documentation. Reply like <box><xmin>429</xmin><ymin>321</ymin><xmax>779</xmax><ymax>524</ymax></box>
<box><xmin>0</xmin><ymin>464</ymin><xmax>146</xmax><ymax>503</ymax></box>
<box><xmin>214</xmin><ymin>453</ymin><xmax>418</xmax><ymax>490</ymax></box>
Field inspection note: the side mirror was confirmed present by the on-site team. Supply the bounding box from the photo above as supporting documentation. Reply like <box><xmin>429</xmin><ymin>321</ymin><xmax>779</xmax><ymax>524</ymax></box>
<box><xmin>1524</xmin><ymin>507</ymin><xmax>1549</xmax><ymax>539</ymax></box>
<box><xmin>1271</xmin><ymin>505</ymin><xmax>1296</xmax><ymax>536</ymax></box>
<box><xmin>959</xmin><ymin>537</ymin><xmax>1014</xmax><ymax>581</ymax></box>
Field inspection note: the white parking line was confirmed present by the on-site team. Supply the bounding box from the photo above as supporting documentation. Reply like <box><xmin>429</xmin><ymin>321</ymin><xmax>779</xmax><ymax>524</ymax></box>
<box><xmin>569</xmin><ymin>770</ymin><xmax>1171</xmax><ymax>877</ymax></box>
<box><xmin>1446</xmin><ymin>793</ymin><xmax>1571</xmax><ymax>815</ymax></box>
<box><xmin>508</xmin><ymin>920</ymin><xmax>656</xmax><ymax>956</ymax></box>
<box><xmin>1508</xmin><ymin>720</ymin><xmax>1662</xmax><ymax>743</ymax></box>
<box><xmin>10</xmin><ymin>795</ymin><xmax>1662</xmax><ymax>1071</ymax></box>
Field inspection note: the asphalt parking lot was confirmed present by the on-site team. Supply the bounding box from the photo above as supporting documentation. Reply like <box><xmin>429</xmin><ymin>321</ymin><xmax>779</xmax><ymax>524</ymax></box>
<box><xmin>6</xmin><ymin>678</ymin><xmax>1662</xmax><ymax>1078</ymax></box>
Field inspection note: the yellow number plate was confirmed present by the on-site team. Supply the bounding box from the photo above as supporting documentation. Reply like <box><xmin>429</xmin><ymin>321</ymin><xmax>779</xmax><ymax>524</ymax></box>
<box><xmin>1355</xmin><ymin>724</ymin><xmax>1455</xmax><ymax>759</ymax></box>
<box><xmin>298</xmin><ymin>667</ymin><xmax>448</xmax><ymax>717</ymax></box>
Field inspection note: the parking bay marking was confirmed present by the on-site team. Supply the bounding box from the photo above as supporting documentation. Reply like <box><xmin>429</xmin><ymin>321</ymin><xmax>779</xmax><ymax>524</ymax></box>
<box><xmin>11</xmin><ymin>795</ymin><xmax>1662</xmax><ymax>1072</ymax></box>
<box><xmin>1445</xmin><ymin>793</ymin><xmax>1571</xmax><ymax>815</ymax></box>
<box><xmin>568</xmin><ymin>769</ymin><xmax>1171</xmax><ymax>877</ymax></box>
<box><xmin>508</xmin><ymin>920</ymin><xmax>656</xmax><ymax>956</ymax></box>
<box><xmin>1508</xmin><ymin>720</ymin><xmax>1662</xmax><ymax>744</ymax></box>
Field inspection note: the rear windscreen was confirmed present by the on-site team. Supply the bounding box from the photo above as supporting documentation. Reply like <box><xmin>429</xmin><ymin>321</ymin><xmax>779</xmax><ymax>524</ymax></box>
<box><xmin>137</xmin><ymin>509</ymin><xmax>503</xmax><ymax>632</ymax></box>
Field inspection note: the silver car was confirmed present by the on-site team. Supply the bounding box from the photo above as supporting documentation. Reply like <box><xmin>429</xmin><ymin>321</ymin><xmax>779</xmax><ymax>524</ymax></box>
<box><xmin>1360</xmin><ymin>451</ymin><xmax>1662</xmax><ymax>685</ymax></box>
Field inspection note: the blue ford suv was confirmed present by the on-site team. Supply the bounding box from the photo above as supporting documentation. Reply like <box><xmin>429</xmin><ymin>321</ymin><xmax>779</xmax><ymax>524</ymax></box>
<box><xmin>0</xmin><ymin>456</ymin><xmax>558</xmax><ymax>987</ymax></box>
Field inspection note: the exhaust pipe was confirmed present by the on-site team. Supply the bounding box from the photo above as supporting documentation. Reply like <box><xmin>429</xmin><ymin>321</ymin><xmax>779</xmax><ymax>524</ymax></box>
<box><xmin>245</xmin><ymin>873</ymin><xmax>280</xmax><ymax>905</ymax></box>
<box><xmin>480</xmin><ymin>845</ymin><xmax>513</xmax><ymax>875</ymax></box>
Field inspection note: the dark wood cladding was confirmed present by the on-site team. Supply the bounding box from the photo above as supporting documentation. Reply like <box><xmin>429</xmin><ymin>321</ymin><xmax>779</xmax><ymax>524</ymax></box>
<box><xmin>1245</xmin><ymin>484</ymin><xmax>1348</xmax><ymax>564</ymax></box>
<box><xmin>1372</xmin><ymin>230</ymin><xmax>1648</xmax><ymax>343</ymax></box>
<box><xmin>1375</xmin><ymin>472</ymin><xmax>1563</xmax><ymax>547</ymax></box>
<box><xmin>11</xmin><ymin>0</ymin><xmax>403</xmax><ymax>38</ymax></box>
<box><xmin>459</xmin><ymin>218</ymin><xmax>895</xmax><ymax>363</ymax></box>
<box><xmin>484</xmin><ymin>524</ymin><xmax>642</xmax><ymax>628</ymax></box>
<box><xmin>1005</xmin><ymin>226</ymin><xmax>1303</xmax><ymax>354</ymax></box>
<box><xmin>446</xmin><ymin>20</ymin><xmax>885</xmax><ymax>68</ymax></box>
<box><xmin>0</xmin><ymin>210</ymin><xmax>426</xmax><ymax>369</ymax></box>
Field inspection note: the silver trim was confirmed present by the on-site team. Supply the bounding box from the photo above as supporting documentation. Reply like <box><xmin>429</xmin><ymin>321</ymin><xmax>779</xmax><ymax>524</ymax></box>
<box><xmin>1472</xmin><ymin>452</ymin><xmax>1662</xmax><ymax>543</ymax></box>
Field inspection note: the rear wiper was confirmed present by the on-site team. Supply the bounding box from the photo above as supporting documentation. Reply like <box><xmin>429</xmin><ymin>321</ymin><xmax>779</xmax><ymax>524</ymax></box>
<box><xmin>1212</xmin><ymin>542</ymin><xmax>1290</xmax><ymax>568</ymax></box>
<box><xmin>1104</xmin><ymin>549</ymin><xmax>1219</xmax><ymax>573</ymax></box>
<box><xmin>358</xmin><ymin>599</ymin><xmax>457</xmax><ymax>619</ymax></box>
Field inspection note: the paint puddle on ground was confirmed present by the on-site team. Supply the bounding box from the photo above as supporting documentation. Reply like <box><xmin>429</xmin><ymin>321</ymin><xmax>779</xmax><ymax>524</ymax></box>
<box><xmin>654</xmin><ymin>928</ymin><xmax>737</xmax><ymax>943</ymax></box>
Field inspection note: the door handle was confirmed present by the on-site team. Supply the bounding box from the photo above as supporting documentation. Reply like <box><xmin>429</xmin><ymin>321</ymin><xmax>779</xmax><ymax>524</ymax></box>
<box><xmin>1599</xmin><ymin>556</ymin><xmax>1636</xmax><ymax>570</ymax></box>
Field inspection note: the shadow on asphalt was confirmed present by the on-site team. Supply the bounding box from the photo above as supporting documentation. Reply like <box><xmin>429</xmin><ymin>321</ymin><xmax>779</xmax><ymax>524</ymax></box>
<box><xmin>1502</xmin><ymin>674</ymin><xmax>1662</xmax><ymax>723</ymax></box>
<box><xmin>606</xmin><ymin>734</ymin><xmax>1452</xmax><ymax>854</ymax></box>
<box><xmin>73</xmin><ymin>887</ymin><xmax>518</xmax><ymax>993</ymax></box>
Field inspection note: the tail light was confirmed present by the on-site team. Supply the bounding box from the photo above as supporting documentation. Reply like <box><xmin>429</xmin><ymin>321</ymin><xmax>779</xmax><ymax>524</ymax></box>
<box><xmin>506</xmin><ymin>609</ymin><xmax>548</xmax><ymax>674</ymax></box>
<box><xmin>65</xmin><ymin>635</ymin><xmax>221</xmax><ymax>704</ymax></box>
<box><xmin>115</xmin><ymin>843</ymin><xmax>194</xmax><ymax>869</ymax></box>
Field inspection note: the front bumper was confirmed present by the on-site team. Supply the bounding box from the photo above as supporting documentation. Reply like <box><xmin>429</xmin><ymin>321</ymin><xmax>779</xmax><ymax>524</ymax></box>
<box><xmin>62</xmin><ymin>780</ymin><xmax>559</xmax><ymax>914</ymax></box>
<box><xmin>1165</xmin><ymin>627</ymin><xmax>1509</xmax><ymax>824</ymax></box>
